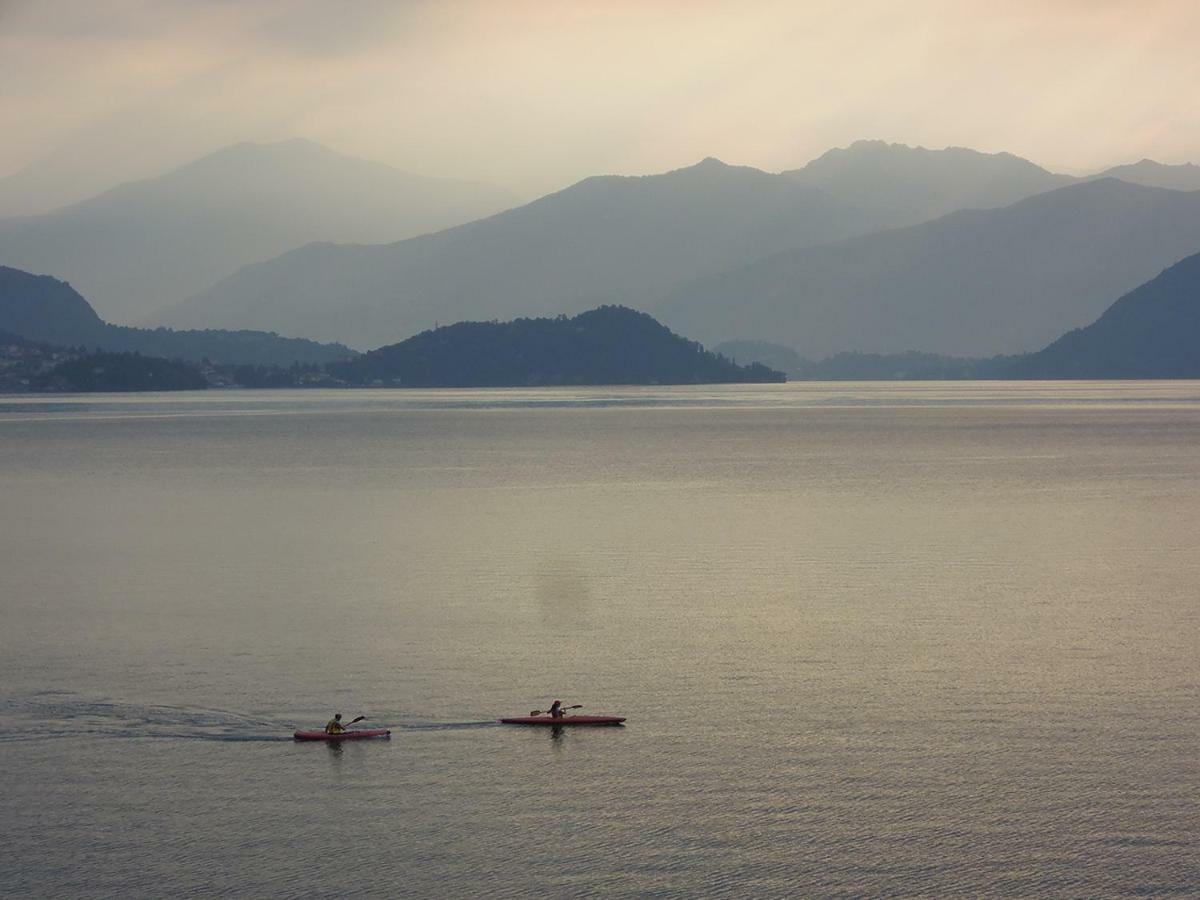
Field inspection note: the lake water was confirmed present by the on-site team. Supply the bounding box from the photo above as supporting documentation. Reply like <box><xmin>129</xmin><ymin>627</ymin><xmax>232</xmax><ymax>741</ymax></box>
<box><xmin>1</xmin><ymin>383</ymin><xmax>1197</xmax><ymax>897</ymax></box>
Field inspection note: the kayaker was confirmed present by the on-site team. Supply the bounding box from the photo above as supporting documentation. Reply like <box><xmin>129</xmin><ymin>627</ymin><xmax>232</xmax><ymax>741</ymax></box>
<box><xmin>325</xmin><ymin>713</ymin><xmax>345</xmax><ymax>734</ymax></box>
<box><xmin>548</xmin><ymin>700</ymin><xmax>564</xmax><ymax>718</ymax></box>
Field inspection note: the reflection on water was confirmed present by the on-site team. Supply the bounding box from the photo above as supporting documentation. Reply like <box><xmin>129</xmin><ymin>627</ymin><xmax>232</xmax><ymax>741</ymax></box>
<box><xmin>3</xmin><ymin>379</ymin><xmax>1200</xmax><ymax>422</ymax></box>
<box><xmin>1</xmin><ymin>383</ymin><xmax>1198</xmax><ymax>897</ymax></box>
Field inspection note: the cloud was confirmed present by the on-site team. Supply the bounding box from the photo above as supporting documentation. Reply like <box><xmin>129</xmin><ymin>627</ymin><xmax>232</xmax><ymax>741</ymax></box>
<box><xmin>1</xmin><ymin>0</ymin><xmax>1198</xmax><ymax>202</ymax></box>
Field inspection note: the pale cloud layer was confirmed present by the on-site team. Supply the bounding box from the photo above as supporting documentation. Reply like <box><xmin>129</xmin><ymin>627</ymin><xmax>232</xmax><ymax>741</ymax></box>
<box><xmin>2</xmin><ymin>0</ymin><xmax>1198</xmax><ymax>199</ymax></box>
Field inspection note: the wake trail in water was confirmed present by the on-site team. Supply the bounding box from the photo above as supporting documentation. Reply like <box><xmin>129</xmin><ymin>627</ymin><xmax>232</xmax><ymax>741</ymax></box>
<box><xmin>393</xmin><ymin>720</ymin><xmax>500</xmax><ymax>731</ymax></box>
<box><xmin>0</xmin><ymin>692</ymin><xmax>293</xmax><ymax>744</ymax></box>
<box><xmin>0</xmin><ymin>692</ymin><xmax>506</xmax><ymax>743</ymax></box>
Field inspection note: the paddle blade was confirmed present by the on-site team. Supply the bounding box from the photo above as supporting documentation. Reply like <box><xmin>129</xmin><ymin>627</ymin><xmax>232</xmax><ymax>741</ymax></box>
<box><xmin>349</xmin><ymin>715</ymin><xmax>366</xmax><ymax>725</ymax></box>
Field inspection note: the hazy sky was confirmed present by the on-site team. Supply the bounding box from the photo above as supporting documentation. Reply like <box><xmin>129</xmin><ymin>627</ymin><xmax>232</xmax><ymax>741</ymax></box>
<box><xmin>2</xmin><ymin>0</ymin><xmax>1198</xmax><ymax>201</ymax></box>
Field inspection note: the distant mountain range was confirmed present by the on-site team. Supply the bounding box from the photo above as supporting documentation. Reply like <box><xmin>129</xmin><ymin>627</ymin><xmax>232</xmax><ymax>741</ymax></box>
<box><xmin>6</xmin><ymin>137</ymin><xmax>1200</xmax><ymax>366</ymax></box>
<box><xmin>152</xmin><ymin>157</ymin><xmax>872</xmax><ymax>347</ymax></box>
<box><xmin>782</xmin><ymin>140</ymin><xmax>1076</xmax><ymax>230</ymax></box>
<box><xmin>6</xmin><ymin>250</ymin><xmax>1197</xmax><ymax>387</ymax></box>
<box><xmin>1093</xmin><ymin>159</ymin><xmax>1200</xmax><ymax>192</ymax></box>
<box><xmin>657</xmin><ymin>178</ymin><xmax>1200</xmax><ymax>358</ymax></box>
<box><xmin>0</xmin><ymin>265</ymin><xmax>349</xmax><ymax>366</ymax></box>
<box><xmin>152</xmin><ymin>142</ymin><xmax>1116</xmax><ymax>349</ymax></box>
<box><xmin>150</xmin><ymin>142</ymin><xmax>1200</xmax><ymax>355</ymax></box>
<box><xmin>783</xmin><ymin>141</ymin><xmax>1200</xmax><ymax>228</ymax></box>
<box><xmin>713</xmin><ymin>340</ymin><xmax>988</xmax><ymax>380</ymax></box>
<box><xmin>712</xmin><ymin>340</ymin><xmax>808</xmax><ymax>376</ymax></box>
<box><xmin>0</xmin><ymin>139</ymin><xmax>514</xmax><ymax>323</ymax></box>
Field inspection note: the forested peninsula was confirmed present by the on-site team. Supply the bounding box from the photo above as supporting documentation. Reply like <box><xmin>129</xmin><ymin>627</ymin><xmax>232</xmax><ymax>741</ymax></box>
<box><xmin>329</xmin><ymin>306</ymin><xmax>784</xmax><ymax>387</ymax></box>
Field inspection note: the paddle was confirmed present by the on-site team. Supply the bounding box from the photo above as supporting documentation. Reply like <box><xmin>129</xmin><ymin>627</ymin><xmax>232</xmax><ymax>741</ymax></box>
<box><xmin>528</xmin><ymin>704</ymin><xmax>583</xmax><ymax>716</ymax></box>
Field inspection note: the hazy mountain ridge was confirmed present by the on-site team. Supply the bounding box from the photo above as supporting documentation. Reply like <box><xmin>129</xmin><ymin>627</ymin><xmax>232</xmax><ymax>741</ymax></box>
<box><xmin>719</xmin><ymin>251</ymin><xmax>1200</xmax><ymax>380</ymax></box>
<box><xmin>783</xmin><ymin>139</ymin><xmax>1077</xmax><ymax>228</ymax></box>
<box><xmin>154</xmin><ymin>157</ymin><xmax>876</xmax><ymax>347</ymax></box>
<box><xmin>0</xmin><ymin>265</ymin><xmax>350</xmax><ymax>366</ymax></box>
<box><xmin>656</xmin><ymin>178</ymin><xmax>1200</xmax><ymax>358</ymax></box>
<box><xmin>0</xmin><ymin>139</ymin><xmax>515</xmax><ymax>323</ymax></box>
<box><xmin>8</xmin><ymin>248</ymin><xmax>1197</xmax><ymax>386</ymax></box>
<box><xmin>1094</xmin><ymin>159</ymin><xmax>1200</xmax><ymax>192</ymax></box>
<box><xmin>784</xmin><ymin>140</ymin><xmax>1200</xmax><ymax>226</ymax></box>
<box><xmin>712</xmin><ymin>340</ymin><xmax>808</xmax><ymax>376</ymax></box>
<box><xmin>9</xmin><ymin>137</ymin><xmax>1199</xmax><ymax>359</ymax></box>
<box><xmin>712</xmin><ymin>340</ymin><xmax>992</xmax><ymax>380</ymax></box>
<box><xmin>154</xmin><ymin>141</ymin><xmax>1200</xmax><ymax>351</ymax></box>
<box><xmin>0</xmin><ymin>146</ymin><xmax>126</xmax><ymax>218</ymax></box>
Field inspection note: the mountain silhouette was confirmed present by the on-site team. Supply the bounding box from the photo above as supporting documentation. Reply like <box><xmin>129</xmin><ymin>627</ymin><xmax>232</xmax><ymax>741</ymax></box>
<box><xmin>1007</xmin><ymin>251</ymin><xmax>1200</xmax><ymax>377</ymax></box>
<box><xmin>329</xmin><ymin>305</ymin><xmax>784</xmax><ymax>386</ymax></box>
<box><xmin>656</xmin><ymin>179</ymin><xmax>1200</xmax><ymax>358</ymax></box>
<box><xmin>0</xmin><ymin>266</ymin><xmax>108</xmax><ymax>347</ymax></box>
<box><xmin>1094</xmin><ymin>159</ymin><xmax>1200</xmax><ymax>192</ymax></box>
<box><xmin>0</xmin><ymin>265</ymin><xmax>349</xmax><ymax>365</ymax></box>
<box><xmin>783</xmin><ymin>139</ymin><xmax>1074</xmax><ymax>229</ymax></box>
<box><xmin>150</xmin><ymin>158</ymin><xmax>876</xmax><ymax>347</ymax></box>
<box><xmin>0</xmin><ymin>139</ymin><xmax>514</xmax><ymax>323</ymax></box>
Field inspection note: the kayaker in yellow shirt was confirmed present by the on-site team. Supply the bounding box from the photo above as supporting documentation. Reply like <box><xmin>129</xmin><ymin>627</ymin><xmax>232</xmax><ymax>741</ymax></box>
<box><xmin>325</xmin><ymin>713</ymin><xmax>345</xmax><ymax>734</ymax></box>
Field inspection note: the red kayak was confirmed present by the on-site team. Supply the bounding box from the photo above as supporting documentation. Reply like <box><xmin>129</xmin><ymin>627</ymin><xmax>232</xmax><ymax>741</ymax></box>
<box><xmin>500</xmin><ymin>715</ymin><xmax>625</xmax><ymax>726</ymax></box>
<box><xmin>293</xmin><ymin>728</ymin><xmax>391</xmax><ymax>741</ymax></box>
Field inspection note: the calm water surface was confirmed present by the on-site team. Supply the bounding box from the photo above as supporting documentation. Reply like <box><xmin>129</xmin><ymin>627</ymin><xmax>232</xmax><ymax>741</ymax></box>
<box><xmin>1</xmin><ymin>383</ymin><xmax>1197</xmax><ymax>897</ymax></box>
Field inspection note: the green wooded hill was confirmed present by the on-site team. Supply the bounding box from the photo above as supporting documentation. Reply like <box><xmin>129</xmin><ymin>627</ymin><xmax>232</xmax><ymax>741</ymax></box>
<box><xmin>0</xmin><ymin>265</ymin><xmax>352</xmax><ymax>366</ymax></box>
<box><xmin>330</xmin><ymin>306</ymin><xmax>785</xmax><ymax>386</ymax></box>
<box><xmin>1009</xmin><ymin>250</ymin><xmax>1200</xmax><ymax>378</ymax></box>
